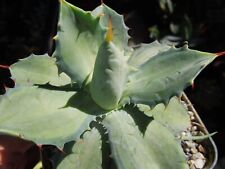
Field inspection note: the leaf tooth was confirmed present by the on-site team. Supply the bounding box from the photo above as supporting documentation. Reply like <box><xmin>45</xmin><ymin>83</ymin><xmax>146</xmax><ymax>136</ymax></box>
<box><xmin>171</xmin><ymin>44</ymin><xmax>176</xmax><ymax>49</ymax></box>
<box><xmin>0</xmin><ymin>64</ymin><xmax>10</xmax><ymax>69</ymax></box>
<box><xmin>122</xmin><ymin>104</ymin><xmax>126</xmax><ymax>108</ymax></box>
<box><xmin>53</xmin><ymin>35</ymin><xmax>58</xmax><ymax>40</ymax></box>
<box><xmin>58</xmin><ymin>148</ymin><xmax>66</xmax><ymax>154</ymax></box>
<box><xmin>124</xmin><ymin>25</ymin><xmax>130</xmax><ymax>31</ymax></box>
<box><xmin>154</xmin><ymin>40</ymin><xmax>160</xmax><ymax>45</ymax></box>
<box><xmin>215</xmin><ymin>51</ymin><xmax>225</xmax><ymax>57</ymax></box>
<box><xmin>181</xmin><ymin>41</ymin><xmax>189</xmax><ymax>50</ymax></box>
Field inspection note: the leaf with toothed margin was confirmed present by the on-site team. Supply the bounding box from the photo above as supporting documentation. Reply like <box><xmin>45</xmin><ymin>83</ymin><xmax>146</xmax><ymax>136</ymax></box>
<box><xmin>121</xmin><ymin>43</ymin><xmax>217</xmax><ymax>108</ymax></box>
<box><xmin>49</xmin><ymin>72</ymin><xmax>72</xmax><ymax>87</ymax></box>
<box><xmin>102</xmin><ymin>110</ymin><xmax>188</xmax><ymax>169</ymax></box>
<box><xmin>90</xmin><ymin>41</ymin><xmax>128</xmax><ymax>110</ymax></box>
<box><xmin>92</xmin><ymin>4</ymin><xmax>131</xmax><ymax>55</ymax></box>
<box><xmin>54</xmin><ymin>0</ymin><xmax>106</xmax><ymax>85</ymax></box>
<box><xmin>143</xmin><ymin>120</ymin><xmax>188</xmax><ymax>169</ymax></box>
<box><xmin>10</xmin><ymin>54</ymin><xmax>71</xmax><ymax>86</ymax></box>
<box><xmin>142</xmin><ymin>96</ymin><xmax>190</xmax><ymax>135</ymax></box>
<box><xmin>128</xmin><ymin>41</ymin><xmax>170</xmax><ymax>67</ymax></box>
<box><xmin>57</xmin><ymin>128</ymin><xmax>102</xmax><ymax>169</ymax></box>
<box><xmin>0</xmin><ymin>86</ymin><xmax>94</xmax><ymax>148</ymax></box>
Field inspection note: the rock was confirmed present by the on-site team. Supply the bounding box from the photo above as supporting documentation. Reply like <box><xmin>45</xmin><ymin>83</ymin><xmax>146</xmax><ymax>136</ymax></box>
<box><xmin>197</xmin><ymin>145</ymin><xmax>206</xmax><ymax>154</ymax></box>
<box><xmin>181</xmin><ymin>131</ymin><xmax>187</xmax><ymax>136</ymax></box>
<box><xmin>185</xmin><ymin>141</ymin><xmax>197</xmax><ymax>148</ymax></box>
<box><xmin>191</xmin><ymin>152</ymin><xmax>205</xmax><ymax>160</ymax></box>
<box><xmin>187</xmin><ymin>127</ymin><xmax>192</xmax><ymax>131</ymax></box>
<box><xmin>191</xmin><ymin>126</ymin><xmax>197</xmax><ymax>131</ymax></box>
<box><xmin>193</xmin><ymin>158</ymin><xmax>206</xmax><ymax>168</ymax></box>
<box><xmin>190</xmin><ymin>163</ymin><xmax>196</xmax><ymax>169</ymax></box>
<box><xmin>185</xmin><ymin>148</ymin><xmax>190</xmax><ymax>153</ymax></box>
<box><xmin>191</xmin><ymin>147</ymin><xmax>198</xmax><ymax>154</ymax></box>
<box><xmin>185</xmin><ymin>131</ymin><xmax>192</xmax><ymax>137</ymax></box>
<box><xmin>191</xmin><ymin>131</ymin><xmax>198</xmax><ymax>136</ymax></box>
<box><xmin>188</xmin><ymin>111</ymin><xmax>194</xmax><ymax>116</ymax></box>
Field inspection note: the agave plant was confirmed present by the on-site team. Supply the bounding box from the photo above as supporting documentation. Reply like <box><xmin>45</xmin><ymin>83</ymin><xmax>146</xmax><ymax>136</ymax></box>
<box><xmin>0</xmin><ymin>0</ymin><xmax>219</xmax><ymax>168</ymax></box>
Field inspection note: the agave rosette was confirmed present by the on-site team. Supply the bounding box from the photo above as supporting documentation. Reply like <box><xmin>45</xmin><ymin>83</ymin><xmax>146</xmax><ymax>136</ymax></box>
<box><xmin>0</xmin><ymin>1</ymin><xmax>217</xmax><ymax>168</ymax></box>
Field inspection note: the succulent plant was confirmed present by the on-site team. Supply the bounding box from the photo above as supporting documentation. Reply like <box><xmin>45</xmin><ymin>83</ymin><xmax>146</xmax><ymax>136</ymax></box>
<box><xmin>0</xmin><ymin>0</ymin><xmax>218</xmax><ymax>168</ymax></box>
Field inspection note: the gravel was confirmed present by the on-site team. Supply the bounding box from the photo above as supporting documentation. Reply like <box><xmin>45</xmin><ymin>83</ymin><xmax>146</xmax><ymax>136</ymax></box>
<box><xmin>179</xmin><ymin>98</ymin><xmax>208</xmax><ymax>169</ymax></box>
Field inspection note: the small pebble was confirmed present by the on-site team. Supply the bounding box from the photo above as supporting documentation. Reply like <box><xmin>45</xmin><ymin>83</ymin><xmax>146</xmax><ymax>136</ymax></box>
<box><xmin>191</xmin><ymin>152</ymin><xmax>205</xmax><ymax>160</ymax></box>
<box><xmin>181</xmin><ymin>131</ymin><xmax>187</xmax><ymax>136</ymax></box>
<box><xmin>198</xmin><ymin>145</ymin><xmax>206</xmax><ymax>154</ymax></box>
<box><xmin>191</xmin><ymin>126</ymin><xmax>197</xmax><ymax>131</ymax></box>
<box><xmin>191</xmin><ymin>115</ymin><xmax>195</xmax><ymax>120</ymax></box>
<box><xmin>182</xmin><ymin>102</ymin><xmax>188</xmax><ymax>110</ymax></box>
<box><xmin>192</xmin><ymin>122</ymin><xmax>201</xmax><ymax>127</ymax></box>
<box><xmin>190</xmin><ymin>164</ymin><xmax>196</xmax><ymax>169</ymax></box>
<box><xmin>194</xmin><ymin>158</ymin><xmax>206</xmax><ymax>168</ymax></box>
<box><xmin>180</xmin><ymin>100</ymin><xmax>208</xmax><ymax>169</ymax></box>
<box><xmin>185</xmin><ymin>132</ymin><xmax>192</xmax><ymax>137</ymax></box>
<box><xmin>191</xmin><ymin>147</ymin><xmax>198</xmax><ymax>154</ymax></box>
<box><xmin>177</xmin><ymin>135</ymin><xmax>181</xmax><ymax>139</ymax></box>
<box><xmin>188</xmin><ymin>160</ymin><xmax>195</xmax><ymax>169</ymax></box>
<box><xmin>189</xmin><ymin>160</ymin><xmax>195</xmax><ymax>165</ymax></box>
<box><xmin>187</xmin><ymin>127</ymin><xmax>191</xmax><ymax>131</ymax></box>
<box><xmin>180</xmin><ymin>101</ymin><xmax>186</xmax><ymax>105</ymax></box>
<box><xmin>186</xmin><ymin>152</ymin><xmax>192</xmax><ymax>158</ymax></box>
<box><xmin>192</xmin><ymin>131</ymin><xmax>198</xmax><ymax>136</ymax></box>
<box><xmin>185</xmin><ymin>148</ymin><xmax>190</xmax><ymax>153</ymax></box>
<box><xmin>188</xmin><ymin>111</ymin><xmax>194</xmax><ymax>116</ymax></box>
<box><xmin>185</xmin><ymin>141</ymin><xmax>197</xmax><ymax>148</ymax></box>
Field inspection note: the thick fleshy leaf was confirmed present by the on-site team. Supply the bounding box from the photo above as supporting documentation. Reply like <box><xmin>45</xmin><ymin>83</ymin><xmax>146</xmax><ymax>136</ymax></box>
<box><xmin>103</xmin><ymin>110</ymin><xmax>188</xmax><ymax>169</ymax></box>
<box><xmin>0</xmin><ymin>86</ymin><xmax>93</xmax><ymax>148</ymax></box>
<box><xmin>122</xmin><ymin>44</ymin><xmax>216</xmax><ymax>107</ymax></box>
<box><xmin>57</xmin><ymin>128</ymin><xmax>102</xmax><ymax>169</ymax></box>
<box><xmin>92</xmin><ymin>4</ymin><xmax>131</xmax><ymax>54</ymax></box>
<box><xmin>90</xmin><ymin>42</ymin><xmax>128</xmax><ymax>110</ymax></box>
<box><xmin>49</xmin><ymin>72</ymin><xmax>72</xmax><ymax>87</ymax></box>
<box><xmin>10</xmin><ymin>54</ymin><xmax>67</xmax><ymax>85</ymax></box>
<box><xmin>66</xmin><ymin>90</ymin><xmax>107</xmax><ymax>115</ymax></box>
<box><xmin>143</xmin><ymin>120</ymin><xmax>188</xmax><ymax>169</ymax></box>
<box><xmin>128</xmin><ymin>41</ymin><xmax>170</xmax><ymax>67</ymax></box>
<box><xmin>54</xmin><ymin>0</ymin><xmax>105</xmax><ymax>85</ymax></box>
<box><xmin>141</xmin><ymin>96</ymin><xmax>190</xmax><ymax>135</ymax></box>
